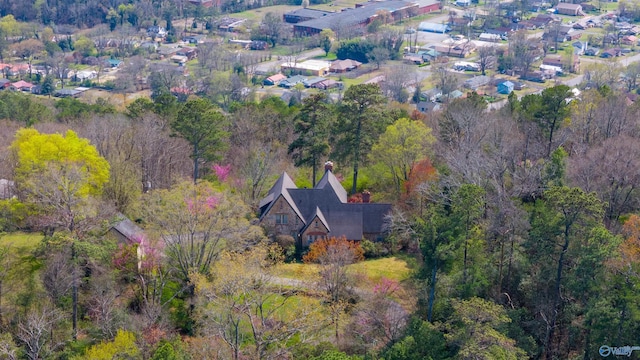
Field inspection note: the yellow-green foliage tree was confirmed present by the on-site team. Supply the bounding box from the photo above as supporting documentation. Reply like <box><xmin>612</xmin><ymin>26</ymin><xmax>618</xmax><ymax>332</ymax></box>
<box><xmin>10</xmin><ymin>128</ymin><xmax>110</xmax><ymax>232</ymax></box>
<box><xmin>368</xmin><ymin>118</ymin><xmax>435</xmax><ymax>196</ymax></box>
<box><xmin>82</xmin><ymin>330</ymin><xmax>140</xmax><ymax>360</ymax></box>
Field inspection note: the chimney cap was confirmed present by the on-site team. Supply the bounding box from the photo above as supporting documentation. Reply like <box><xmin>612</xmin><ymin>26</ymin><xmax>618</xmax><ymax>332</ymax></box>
<box><xmin>324</xmin><ymin>161</ymin><xmax>334</xmax><ymax>172</ymax></box>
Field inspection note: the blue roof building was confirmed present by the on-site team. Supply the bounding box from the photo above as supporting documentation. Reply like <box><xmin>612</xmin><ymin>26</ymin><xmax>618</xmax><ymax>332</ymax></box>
<box><xmin>498</xmin><ymin>80</ymin><xmax>514</xmax><ymax>94</ymax></box>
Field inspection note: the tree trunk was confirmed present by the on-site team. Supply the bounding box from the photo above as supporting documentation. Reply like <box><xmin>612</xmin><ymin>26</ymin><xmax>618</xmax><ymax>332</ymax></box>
<box><xmin>193</xmin><ymin>143</ymin><xmax>199</xmax><ymax>183</ymax></box>
<box><xmin>72</xmin><ymin>242</ymin><xmax>78</xmax><ymax>341</ymax></box>
<box><xmin>351</xmin><ymin>118</ymin><xmax>362</xmax><ymax>195</ymax></box>
<box><xmin>545</xmin><ymin>225</ymin><xmax>570</xmax><ymax>360</ymax></box>
<box><xmin>312</xmin><ymin>155</ymin><xmax>317</xmax><ymax>187</ymax></box>
<box><xmin>428</xmin><ymin>259</ymin><xmax>437</xmax><ymax>323</ymax></box>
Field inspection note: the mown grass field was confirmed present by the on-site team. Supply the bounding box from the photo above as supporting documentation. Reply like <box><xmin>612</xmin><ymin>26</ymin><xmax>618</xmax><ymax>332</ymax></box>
<box><xmin>275</xmin><ymin>255</ymin><xmax>417</xmax><ymax>284</ymax></box>
<box><xmin>0</xmin><ymin>231</ymin><xmax>43</xmax><ymax>250</ymax></box>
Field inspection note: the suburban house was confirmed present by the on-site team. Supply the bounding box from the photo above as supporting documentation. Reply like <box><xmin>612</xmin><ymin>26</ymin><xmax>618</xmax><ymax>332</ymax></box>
<box><xmin>182</xmin><ymin>35</ymin><xmax>206</xmax><ymax>44</ymax></box>
<box><xmin>621</xmin><ymin>35</ymin><xmax>638</xmax><ymax>45</ymax></box>
<box><xmin>0</xmin><ymin>79</ymin><xmax>11</xmax><ymax>89</ymax></box>
<box><xmin>264</xmin><ymin>73</ymin><xmax>287</xmax><ymax>86</ymax></box>
<box><xmin>497</xmin><ymin>80</ymin><xmax>514</xmax><ymax>94</ymax></box>
<box><xmin>279</xmin><ymin>75</ymin><xmax>308</xmax><ymax>88</ymax></box>
<box><xmin>545</xmin><ymin>25</ymin><xmax>583</xmax><ymax>43</ymax></box>
<box><xmin>543</xmin><ymin>53</ymin><xmax>579</xmax><ymax>73</ymax></box>
<box><xmin>600</xmin><ymin>48</ymin><xmax>623</xmax><ymax>58</ymax></box>
<box><xmin>303</xmin><ymin>77</ymin><xmax>327</xmax><ymax>88</ymax></box>
<box><xmin>258</xmin><ymin>162</ymin><xmax>392</xmax><ymax>247</ymax></box>
<box><xmin>176</xmin><ymin>47</ymin><xmax>198</xmax><ymax>60</ymax></box>
<box><xmin>312</xmin><ymin>79</ymin><xmax>342</xmax><ymax>90</ymax></box>
<box><xmin>250</xmin><ymin>40</ymin><xmax>269</xmax><ymax>50</ymax></box>
<box><xmin>217</xmin><ymin>18</ymin><xmax>246</xmax><ymax>31</ymax></box>
<box><xmin>330</xmin><ymin>59</ymin><xmax>363</xmax><ymax>73</ymax></box>
<box><xmin>146</xmin><ymin>26</ymin><xmax>167</xmax><ymax>39</ymax></box>
<box><xmin>555</xmin><ymin>3</ymin><xmax>583</xmax><ymax>16</ymax></box>
<box><xmin>11</xmin><ymin>80</ymin><xmax>34</xmax><ymax>92</ymax></box>
<box><xmin>434</xmin><ymin>42</ymin><xmax>476</xmax><ymax>58</ymax></box>
<box><xmin>416</xmin><ymin>101</ymin><xmax>441</xmax><ymax>112</ymax></box>
<box><xmin>464</xmin><ymin>75</ymin><xmax>491</xmax><ymax>90</ymax></box>
<box><xmin>479</xmin><ymin>33</ymin><xmax>502</xmax><ymax>42</ymax></box>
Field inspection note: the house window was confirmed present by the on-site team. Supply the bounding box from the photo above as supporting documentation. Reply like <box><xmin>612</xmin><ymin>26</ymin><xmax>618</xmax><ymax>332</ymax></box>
<box><xmin>315</xmin><ymin>221</ymin><xmax>318</xmax><ymax>228</ymax></box>
<box><xmin>275</xmin><ymin>214</ymin><xmax>288</xmax><ymax>224</ymax></box>
<box><xmin>307</xmin><ymin>235</ymin><xmax>314</xmax><ymax>244</ymax></box>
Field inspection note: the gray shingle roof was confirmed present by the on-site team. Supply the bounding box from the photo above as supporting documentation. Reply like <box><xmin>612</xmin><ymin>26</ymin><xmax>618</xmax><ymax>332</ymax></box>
<box><xmin>112</xmin><ymin>214</ymin><xmax>143</xmax><ymax>242</ymax></box>
<box><xmin>259</xmin><ymin>169</ymin><xmax>391</xmax><ymax>240</ymax></box>
<box><xmin>316</xmin><ymin>170</ymin><xmax>347</xmax><ymax>203</ymax></box>
<box><xmin>296</xmin><ymin>0</ymin><xmax>413</xmax><ymax>32</ymax></box>
<box><xmin>259</xmin><ymin>172</ymin><xmax>305</xmax><ymax>223</ymax></box>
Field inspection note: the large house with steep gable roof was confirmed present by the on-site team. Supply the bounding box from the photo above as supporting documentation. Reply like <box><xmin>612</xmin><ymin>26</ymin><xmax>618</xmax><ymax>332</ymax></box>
<box><xmin>259</xmin><ymin>162</ymin><xmax>392</xmax><ymax>247</ymax></box>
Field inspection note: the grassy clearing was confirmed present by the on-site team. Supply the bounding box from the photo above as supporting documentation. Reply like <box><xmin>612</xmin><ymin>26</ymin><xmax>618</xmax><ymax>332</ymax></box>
<box><xmin>0</xmin><ymin>232</ymin><xmax>43</xmax><ymax>250</ymax></box>
<box><xmin>312</xmin><ymin>53</ymin><xmax>338</xmax><ymax>61</ymax></box>
<box><xmin>276</xmin><ymin>262</ymin><xmax>320</xmax><ymax>279</ymax></box>
<box><xmin>350</xmin><ymin>256</ymin><xmax>415</xmax><ymax>283</ymax></box>
<box><xmin>275</xmin><ymin>256</ymin><xmax>416</xmax><ymax>285</ymax></box>
<box><xmin>232</xmin><ymin>5</ymin><xmax>301</xmax><ymax>21</ymax></box>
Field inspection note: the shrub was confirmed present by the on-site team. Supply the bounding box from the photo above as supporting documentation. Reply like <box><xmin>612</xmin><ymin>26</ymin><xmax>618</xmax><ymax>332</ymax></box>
<box><xmin>303</xmin><ymin>236</ymin><xmax>364</xmax><ymax>264</ymax></box>
<box><xmin>360</xmin><ymin>239</ymin><xmax>389</xmax><ymax>258</ymax></box>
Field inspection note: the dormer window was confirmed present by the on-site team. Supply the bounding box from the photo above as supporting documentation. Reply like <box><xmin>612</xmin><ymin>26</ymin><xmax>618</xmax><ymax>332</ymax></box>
<box><xmin>315</xmin><ymin>220</ymin><xmax>318</xmax><ymax>228</ymax></box>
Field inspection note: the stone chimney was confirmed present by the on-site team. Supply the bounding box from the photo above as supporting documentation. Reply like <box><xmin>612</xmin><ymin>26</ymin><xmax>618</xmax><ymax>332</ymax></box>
<box><xmin>362</xmin><ymin>190</ymin><xmax>371</xmax><ymax>203</ymax></box>
<box><xmin>324</xmin><ymin>161</ymin><xmax>334</xmax><ymax>172</ymax></box>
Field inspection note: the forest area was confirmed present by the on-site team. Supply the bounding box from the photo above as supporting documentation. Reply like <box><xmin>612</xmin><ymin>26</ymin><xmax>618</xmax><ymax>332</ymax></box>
<box><xmin>0</xmin><ymin>81</ymin><xmax>639</xmax><ymax>360</ymax></box>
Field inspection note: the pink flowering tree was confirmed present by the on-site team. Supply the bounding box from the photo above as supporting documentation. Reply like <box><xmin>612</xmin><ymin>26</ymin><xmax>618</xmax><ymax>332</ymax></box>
<box><xmin>212</xmin><ymin>164</ymin><xmax>231</xmax><ymax>182</ymax></box>
<box><xmin>140</xmin><ymin>181</ymin><xmax>265</xmax><ymax>288</ymax></box>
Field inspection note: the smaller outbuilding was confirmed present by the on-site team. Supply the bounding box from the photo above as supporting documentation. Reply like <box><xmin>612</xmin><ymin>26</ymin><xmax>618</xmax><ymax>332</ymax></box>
<box><xmin>497</xmin><ymin>80</ymin><xmax>514</xmax><ymax>94</ymax></box>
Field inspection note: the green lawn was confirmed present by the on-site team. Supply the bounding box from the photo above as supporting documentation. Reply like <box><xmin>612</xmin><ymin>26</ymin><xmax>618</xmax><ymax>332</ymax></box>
<box><xmin>231</xmin><ymin>5</ymin><xmax>301</xmax><ymax>21</ymax></box>
<box><xmin>0</xmin><ymin>232</ymin><xmax>43</xmax><ymax>250</ymax></box>
<box><xmin>275</xmin><ymin>256</ymin><xmax>416</xmax><ymax>284</ymax></box>
<box><xmin>312</xmin><ymin>53</ymin><xmax>338</xmax><ymax>61</ymax></box>
<box><xmin>350</xmin><ymin>256</ymin><xmax>415</xmax><ymax>283</ymax></box>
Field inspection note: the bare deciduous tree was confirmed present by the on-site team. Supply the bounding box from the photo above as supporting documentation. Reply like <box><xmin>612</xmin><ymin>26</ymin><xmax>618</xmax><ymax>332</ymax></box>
<box><xmin>477</xmin><ymin>45</ymin><xmax>496</xmax><ymax>75</ymax></box>
<box><xmin>16</xmin><ymin>306</ymin><xmax>63</xmax><ymax>360</ymax></box>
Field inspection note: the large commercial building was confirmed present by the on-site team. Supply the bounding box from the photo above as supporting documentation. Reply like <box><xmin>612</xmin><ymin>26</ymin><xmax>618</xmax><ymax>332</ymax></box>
<box><xmin>290</xmin><ymin>0</ymin><xmax>439</xmax><ymax>36</ymax></box>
